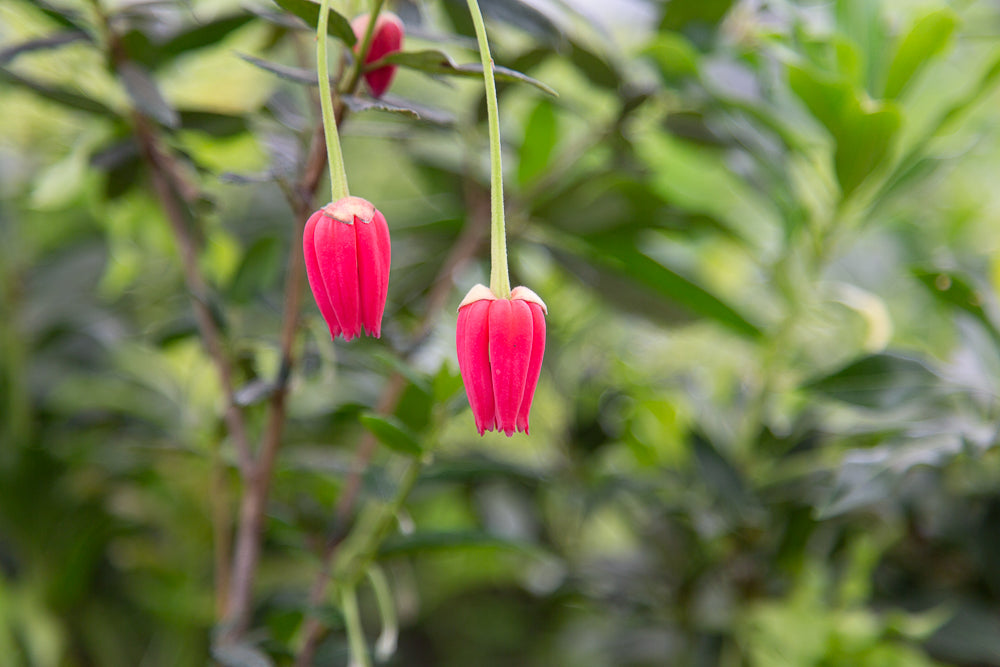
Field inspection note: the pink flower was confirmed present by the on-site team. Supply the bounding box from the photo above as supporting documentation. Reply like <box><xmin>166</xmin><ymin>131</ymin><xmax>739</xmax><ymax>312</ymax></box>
<box><xmin>303</xmin><ymin>196</ymin><xmax>391</xmax><ymax>341</ymax></box>
<box><xmin>351</xmin><ymin>12</ymin><xmax>404</xmax><ymax>98</ymax></box>
<box><xmin>456</xmin><ymin>284</ymin><xmax>547</xmax><ymax>436</ymax></box>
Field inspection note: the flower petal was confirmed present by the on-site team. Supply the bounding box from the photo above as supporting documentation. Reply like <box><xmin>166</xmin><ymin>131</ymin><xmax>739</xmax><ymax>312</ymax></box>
<box><xmin>315</xmin><ymin>211</ymin><xmax>361</xmax><ymax>340</ymax></box>
<box><xmin>515</xmin><ymin>301</ymin><xmax>545</xmax><ymax>434</ymax></box>
<box><xmin>457</xmin><ymin>300</ymin><xmax>495</xmax><ymax>435</ymax></box>
<box><xmin>355</xmin><ymin>208</ymin><xmax>391</xmax><ymax>337</ymax></box>
<box><xmin>303</xmin><ymin>210</ymin><xmax>342</xmax><ymax>339</ymax></box>
<box><xmin>489</xmin><ymin>299</ymin><xmax>533</xmax><ymax>436</ymax></box>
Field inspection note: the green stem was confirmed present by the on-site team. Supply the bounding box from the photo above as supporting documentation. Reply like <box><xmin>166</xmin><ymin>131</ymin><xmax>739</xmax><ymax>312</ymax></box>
<box><xmin>340</xmin><ymin>584</ymin><xmax>371</xmax><ymax>667</ymax></box>
<box><xmin>367</xmin><ymin>565</ymin><xmax>397</xmax><ymax>661</ymax></box>
<box><xmin>317</xmin><ymin>0</ymin><xmax>350</xmax><ymax>201</ymax></box>
<box><xmin>466</xmin><ymin>0</ymin><xmax>510</xmax><ymax>298</ymax></box>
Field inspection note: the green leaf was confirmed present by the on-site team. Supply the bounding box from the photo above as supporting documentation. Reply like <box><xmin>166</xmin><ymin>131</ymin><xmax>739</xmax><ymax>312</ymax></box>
<box><xmin>552</xmin><ymin>232</ymin><xmax>762</xmax><ymax>339</ymax></box>
<box><xmin>0</xmin><ymin>31</ymin><xmax>89</xmax><ymax>65</ymax></box>
<box><xmin>912</xmin><ymin>268</ymin><xmax>1000</xmax><ymax>343</ymax></box>
<box><xmin>833</xmin><ymin>101</ymin><xmax>900</xmax><ymax>197</ymax></box>
<box><xmin>236</xmin><ymin>53</ymin><xmax>318</xmax><ymax>85</ymax></box>
<box><xmin>517</xmin><ymin>98</ymin><xmax>558</xmax><ymax>186</ymax></box>
<box><xmin>158</xmin><ymin>14</ymin><xmax>255</xmax><ymax>62</ymax></box>
<box><xmin>378</xmin><ymin>530</ymin><xmax>537</xmax><ymax>557</ymax></box>
<box><xmin>883</xmin><ymin>9</ymin><xmax>957</xmax><ymax>99</ymax></box>
<box><xmin>372</xmin><ymin>50</ymin><xmax>557</xmax><ymax>96</ymax></box>
<box><xmin>0</xmin><ymin>67</ymin><xmax>117</xmax><ymax>117</ymax></box>
<box><xmin>643</xmin><ymin>33</ymin><xmax>700</xmax><ymax>82</ymax></box>
<box><xmin>341</xmin><ymin>94</ymin><xmax>454</xmax><ymax>124</ymax></box>
<box><xmin>118</xmin><ymin>62</ymin><xmax>178</xmax><ymax>128</ymax></box>
<box><xmin>568</xmin><ymin>41</ymin><xmax>619</xmax><ymax>90</ymax></box>
<box><xmin>228</xmin><ymin>237</ymin><xmax>282</xmax><ymax>302</ymax></box>
<box><xmin>359</xmin><ymin>414</ymin><xmax>423</xmax><ymax>456</ymax></box>
<box><xmin>805</xmin><ymin>352</ymin><xmax>939</xmax><ymax>410</ymax></box>
<box><xmin>271</xmin><ymin>0</ymin><xmax>355</xmax><ymax>46</ymax></box>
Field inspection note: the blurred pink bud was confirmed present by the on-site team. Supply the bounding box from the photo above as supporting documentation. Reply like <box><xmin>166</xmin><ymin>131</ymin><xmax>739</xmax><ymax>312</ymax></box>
<box><xmin>456</xmin><ymin>285</ymin><xmax>547</xmax><ymax>436</ymax></box>
<box><xmin>351</xmin><ymin>12</ymin><xmax>404</xmax><ymax>98</ymax></box>
<box><xmin>303</xmin><ymin>196</ymin><xmax>391</xmax><ymax>341</ymax></box>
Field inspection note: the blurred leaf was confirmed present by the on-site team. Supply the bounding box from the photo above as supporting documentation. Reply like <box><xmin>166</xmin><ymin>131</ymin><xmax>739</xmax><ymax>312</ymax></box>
<box><xmin>0</xmin><ymin>67</ymin><xmax>117</xmax><ymax>117</ymax></box>
<box><xmin>359</xmin><ymin>414</ymin><xmax>423</xmax><ymax>456</ymax></box>
<box><xmin>118</xmin><ymin>62</ymin><xmax>178</xmax><ymax>128</ymax></box>
<box><xmin>372</xmin><ymin>50</ymin><xmax>557</xmax><ymax>96</ymax></box>
<box><xmin>912</xmin><ymin>268</ymin><xmax>1000</xmax><ymax>343</ymax></box>
<box><xmin>517</xmin><ymin>98</ymin><xmax>558</xmax><ymax>186</ymax></box>
<box><xmin>660</xmin><ymin>0</ymin><xmax>734</xmax><ymax>34</ymax></box>
<box><xmin>568</xmin><ymin>41</ymin><xmax>619</xmax><ymax>90</ymax></box>
<box><xmin>693</xmin><ymin>433</ymin><xmax>759</xmax><ymax>520</ymax></box>
<box><xmin>443</xmin><ymin>0</ymin><xmax>560</xmax><ymax>43</ymax></box>
<box><xmin>805</xmin><ymin>353</ymin><xmax>939</xmax><ymax>410</ymax></box>
<box><xmin>883</xmin><ymin>9</ymin><xmax>957</xmax><ymax>99</ymax></box>
<box><xmin>634</xmin><ymin>131</ymin><xmax>781</xmax><ymax>257</ymax></box>
<box><xmin>237</xmin><ymin>53</ymin><xmax>318</xmax><ymax>85</ymax></box>
<box><xmin>550</xmin><ymin>232</ymin><xmax>762</xmax><ymax>338</ymax></box>
<box><xmin>834</xmin><ymin>102</ymin><xmax>899</xmax><ymax>197</ymax></box>
<box><xmin>379</xmin><ymin>530</ymin><xmax>536</xmax><ymax>556</ymax></box>
<box><xmin>787</xmin><ymin>65</ymin><xmax>900</xmax><ymax>196</ymax></box>
<box><xmin>178</xmin><ymin>111</ymin><xmax>249</xmax><ymax>137</ymax></box>
<box><xmin>271</xmin><ymin>0</ymin><xmax>355</xmax><ymax>46</ymax></box>
<box><xmin>158</xmin><ymin>15</ymin><xmax>255</xmax><ymax>63</ymax></box>
<box><xmin>212</xmin><ymin>643</ymin><xmax>275</xmax><ymax>667</ymax></box>
<box><xmin>0</xmin><ymin>30</ymin><xmax>89</xmax><ymax>65</ymax></box>
<box><xmin>341</xmin><ymin>94</ymin><xmax>456</xmax><ymax>124</ymax></box>
<box><xmin>644</xmin><ymin>33</ymin><xmax>700</xmax><ymax>81</ymax></box>
<box><xmin>228</xmin><ymin>237</ymin><xmax>282</xmax><ymax>302</ymax></box>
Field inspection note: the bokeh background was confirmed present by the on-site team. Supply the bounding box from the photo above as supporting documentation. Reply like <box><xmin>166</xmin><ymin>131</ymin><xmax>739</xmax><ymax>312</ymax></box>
<box><xmin>3</xmin><ymin>0</ymin><xmax>1000</xmax><ymax>664</ymax></box>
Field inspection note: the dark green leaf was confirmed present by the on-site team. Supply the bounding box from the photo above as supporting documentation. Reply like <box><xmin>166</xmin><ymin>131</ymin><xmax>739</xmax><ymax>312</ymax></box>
<box><xmin>228</xmin><ymin>237</ymin><xmax>283</xmax><ymax>302</ymax></box>
<box><xmin>118</xmin><ymin>62</ymin><xmax>178</xmax><ymax>128</ymax></box>
<box><xmin>271</xmin><ymin>0</ymin><xmax>355</xmax><ymax>46</ymax></box>
<box><xmin>0</xmin><ymin>67</ymin><xmax>118</xmax><ymax>117</ymax></box>
<box><xmin>517</xmin><ymin>98</ymin><xmax>557</xmax><ymax>186</ymax></box>
<box><xmin>359</xmin><ymin>414</ymin><xmax>423</xmax><ymax>456</ymax></box>
<box><xmin>341</xmin><ymin>94</ymin><xmax>426</xmax><ymax>120</ymax></box>
<box><xmin>159</xmin><ymin>15</ymin><xmax>256</xmax><ymax>62</ymax></box>
<box><xmin>805</xmin><ymin>352</ymin><xmax>939</xmax><ymax>410</ymax></box>
<box><xmin>568</xmin><ymin>41</ymin><xmax>619</xmax><ymax>90</ymax></box>
<box><xmin>0</xmin><ymin>31</ymin><xmax>88</xmax><ymax>65</ymax></box>
<box><xmin>237</xmin><ymin>53</ymin><xmax>317</xmax><ymax>85</ymax></box>
<box><xmin>372</xmin><ymin>50</ymin><xmax>557</xmax><ymax>96</ymax></box>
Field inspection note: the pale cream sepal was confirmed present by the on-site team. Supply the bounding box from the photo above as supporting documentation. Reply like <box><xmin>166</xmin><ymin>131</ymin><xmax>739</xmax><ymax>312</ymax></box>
<box><xmin>510</xmin><ymin>285</ymin><xmax>547</xmax><ymax>314</ymax></box>
<box><xmin>458</xmin><ymin>283</ymin><xmax>497</xmax><ymax>309</ymax></box>
<box><xmin>323</xmin><ymin>196</ymin><xmax>376</xmax><ymax>224</ymax></box>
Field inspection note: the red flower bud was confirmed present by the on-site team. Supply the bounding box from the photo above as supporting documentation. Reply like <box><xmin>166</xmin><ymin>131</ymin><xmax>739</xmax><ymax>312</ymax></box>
<box><xmin>351</xmin><ymin>12</ymin><xmax>404</xmax><ymax>98</ymax></box>
<box><xmin>456</xmin><ymin>285</ymin><xmax>547</xmax><ymax>436</ymax></box>
<box><xmin>303</xmin><ymin>196</ymin><xmax>391</xmax><ymax>341</ymax></box>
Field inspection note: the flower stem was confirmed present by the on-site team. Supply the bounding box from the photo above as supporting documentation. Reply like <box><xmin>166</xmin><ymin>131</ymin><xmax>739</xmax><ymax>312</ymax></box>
<box><xmin>342</xmin><ymin>0</ymin><xmax>385</xmax><ymax>94</ymax></box>
<box><xmin>341</xmin><ymin>584</ymin><xmax>371</xmax><ymax>667</ymax></box>
<box><xmin>317</xmin><ymin>0</ymin><xmax>350</xmax><ymax>202</ymax></box>
<box><xmin>466</xmin><ymin>0</ymin><xmax>510</xmax><ymax>299</ymax></box>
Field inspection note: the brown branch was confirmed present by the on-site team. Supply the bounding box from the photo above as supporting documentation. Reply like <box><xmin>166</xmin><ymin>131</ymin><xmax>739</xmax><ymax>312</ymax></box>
<box><xmin>294</xmin><ymin>190</ymin><xmax>489</xmax><ymax>666</ymax></box>
<box><xmin>132</xmin><ymin>114</ymin><xmax>254</xmax><ymax>478</ymax></box>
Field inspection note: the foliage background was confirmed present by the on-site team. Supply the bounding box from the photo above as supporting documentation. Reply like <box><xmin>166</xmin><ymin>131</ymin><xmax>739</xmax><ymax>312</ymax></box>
<box><xmin>3</xmin><ymin>0</ymin><xmax>1000</xmax><ymax>664</ymax></box>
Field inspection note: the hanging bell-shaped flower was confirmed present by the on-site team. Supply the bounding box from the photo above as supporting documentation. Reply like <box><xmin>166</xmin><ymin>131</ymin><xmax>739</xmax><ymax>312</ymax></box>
<box><xmin>456</xmin><ymin>284</ymin><xmax>547</xmax><ymax>436</ymax></box>
<box><xmin>351</xmin><ymin>12</ymin><xmax>404</xmax><ymax>98</ymax></box>
<box><xmin>303</xmin><ymin>196</ymin><xmax>391</xmax><ymax>341</ymax></box>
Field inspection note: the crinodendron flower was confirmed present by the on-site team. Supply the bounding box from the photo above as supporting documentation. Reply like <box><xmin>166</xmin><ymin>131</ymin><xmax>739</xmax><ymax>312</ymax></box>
<box><xmin>351</xmin><ymin>11</ymin><xmax>404</xmax><ymax>98</ymax></box>
<box><xmin>303</xmin><ymin>196</ymin><xmax>391</xmax><ymax>341</ymax></box>
<box><xmin>456</xmin><ymin>284</ymin><xmax>547</xmax><ymax>436</ymax></box>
